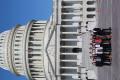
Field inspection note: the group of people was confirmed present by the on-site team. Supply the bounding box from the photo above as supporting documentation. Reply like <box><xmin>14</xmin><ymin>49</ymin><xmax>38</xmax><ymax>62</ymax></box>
<box><xmin>89</xmin><ymin>27</ymin><xmax>112</xmax><ymax>67</ymax></box>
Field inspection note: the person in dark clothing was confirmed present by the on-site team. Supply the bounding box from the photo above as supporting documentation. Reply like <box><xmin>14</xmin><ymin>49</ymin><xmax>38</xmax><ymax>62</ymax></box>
<box><xmin>102</xmin><ymin>28</ymin><xmax>111</xmax><ymax>32</ymax></box>
<box><xmin>103</xmin><ymin>52</ymin><xmax>111</xmax><ymax>55</ymax></box>
<box><xmin>95</xmin><ymin>62</ymin><xmax>103</xmax><ymax>66</ymax></box>
<box><xmin>103</xmin><ymin>38</ymin><xmax>111</xmax><ymax>41</ymax></box>
<box><xmin>100</xmin><ymin>53</ymin><xmax>111</xmax><ymax>66</ymax></box>
<box><xmin>93</xmin><ymin>27</ymin><xmax>112</xmax><ymax>36</ymax></box>
<box><xmin>102</xmin><ymin>38</ymin><xmax>111</xmax><ymax>43</ymax></box>
<box><xmin>103</xmin><ymin>48</ymin><xmax>111</xmax><ymax>52</ymax></box>
<box><xmin>102</xmin><ymin>43</ymin><xmax>111</xmax><ymax>48</ymax></box>
<box><xmin>92</xmin><ymin>61</ymin><xmax>103</xmax><ymax>67</ymax></box>
<box><xmin>102</xmin><ymin>31</ymin><xmax>111</xmax><ymax>35</ymax></box>
<box><xmin>106</xmin><ymin>34</ymin><xmax>112</xmax><ymax>39</ymax></box>
<box><xmin>104</xmin><ymin>54</ymin><xmax>112</xmax><ymax>60</ymax></box>
<box><xmin>93</xmin><ymin>28</ymin><xmax>101</xmax><ymax>32</ymax></box>
<box><xmin>103</xmin><ymin>46</ymin><xmax>111</xmax><ymax>51</ymax></box>
<box><xmin>91</xmin><ymin>53</ymin><xmax>104</xmax><ymax>67</ymax></box>
<box><xmin>95</xmin><ymin>58</ymin><xmax>104</xmax><ymax>67</ymax></box>
<box><xmin>102</xmin><ymin>28</ymin><xmax>111</xmax><ymax>35</ymax></box>
<box><xmin>91</xmin><ymin>54</ymin><xmax>102</xmax><ymax>60</ymax></box>
<box><xmin>92</xmin><ymin>53</ymin><xmax>111</xmax><ymax>66</ymax></box>
<box><xmin>103</xmin><ymin>62</ymin><xmax>111</xmax><ymax>65</ymax></box>
<box><xmin>93</xmin><ymin>31</ymin><xmax>103</xmax><ymax>36</ymax></box>
<box><xmin>100</xmin><ymin>43</ymin><xmax>112</xmax><ymax>52</ymax></box>
<box><xmin>103</xmin><ymin>57</ymin><xmax>111</xmax><ymax>62</ymax></box>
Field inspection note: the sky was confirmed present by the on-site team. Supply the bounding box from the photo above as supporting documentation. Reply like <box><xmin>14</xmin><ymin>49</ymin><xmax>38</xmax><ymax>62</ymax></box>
<box><xmin>0</xmin><ymin>0</ymin><xmax>52</xmax><ymax>80</ymax></box>
<box><xmin>0</xmin><ymin>0</ymin><xmax>52</xmax><ymax>32</ymax></box>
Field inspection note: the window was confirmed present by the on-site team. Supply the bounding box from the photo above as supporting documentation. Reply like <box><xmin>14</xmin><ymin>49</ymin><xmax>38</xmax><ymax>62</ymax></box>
<box><xmin>15</xmin><ymin>40</ymin><xmax>21</xmax><ymax>42</ymax></box>
<box><xmin>87</xmin><ymin>8</ymin><xmax>95</xmax><ymax>11</ymax></box>
<box><xmin>0</xmin><ymin>39</ymin><xmax>4</xmax><ymax>40</ymax></box>
<box><xmin>17</xmin><ymin>32</ymin><xmax>22</xmax><ymax>34</ymax></box>
<box><xmin>15</xmin><ymin>62</ymin><xmax>20</xmax><ymax>64</ymax></box>
<box><xmin>87</xmin><ymin>1</ymin><xmax>95</xmax><ymax>5</ymax></box>
<box><xmin>14</xmin><ymin>54</ymin><xmax>19</xmax><ymax>56</ymax></box>
<box><xmin>14</xmin><ymin>49</ymin><xmax>20</xmax><ymax>51</ymax></box>
<box><xmin>87</xmin><ymin>14</ymin><xmax>95</xmax><ymax>18</ymax></box>
<box><xmin>14</xmin><ymin>44</ymin><xmax>20</xmax><ymax>46</ymax></box>
<box><xmin>16</xmin><ymin>36</ymin><xmax>21</xmax><ymax>38</ymax></box>
<box><xmin>15</xmin><ymin>58</ymin><xmax>20</xmax><ymax>60</ymax></box>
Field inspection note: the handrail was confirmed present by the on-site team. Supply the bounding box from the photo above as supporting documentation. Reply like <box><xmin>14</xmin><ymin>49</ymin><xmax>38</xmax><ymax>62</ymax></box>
<box><xmin>45</xmin><ymin>22</ymin><xmax>56</xmax><ymax>76</ymax></box>
<box><xmin>44</xmin><ymin>15</ymin><xmax>57</xmax><ymax>78</ymax></box>
<box><xmin>44</xmin><ymin>0</ymin><xmax>57</xmax><ymax>78</ymax></box>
